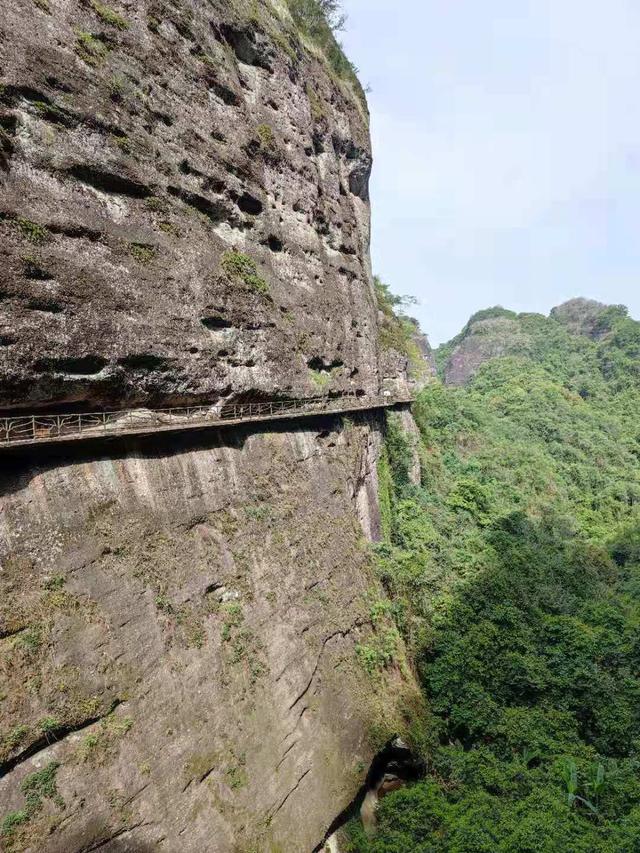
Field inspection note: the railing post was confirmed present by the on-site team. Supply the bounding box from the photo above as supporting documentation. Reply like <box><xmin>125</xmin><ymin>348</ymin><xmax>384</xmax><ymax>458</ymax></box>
<box><xmin>32</xmin><ymin>416</ymin><xmax>36</xmax><ymax>441</ymax></box>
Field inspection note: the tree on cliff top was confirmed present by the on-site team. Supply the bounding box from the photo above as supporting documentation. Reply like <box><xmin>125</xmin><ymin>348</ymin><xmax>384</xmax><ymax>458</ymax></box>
<box><xmin>286</xmin><ymin>0</ymin><xmax>366</xmax><ymax>104</ymax></box>
<box><xmin>316</xmin><ymin>0</ymin><xmax>347</xmax><ymax>31</ymax></box>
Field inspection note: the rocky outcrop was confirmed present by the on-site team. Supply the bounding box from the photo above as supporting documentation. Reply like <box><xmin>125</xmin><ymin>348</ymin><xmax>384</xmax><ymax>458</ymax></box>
<box><xmin>379</xmin><ymin>316</ymin><xmax>436</xmax><ymax>395</ymax></box>
<box><xmin>0</xmin><ymin>4</ymin><xmax>426</xmax><ymax>850</ymax></box>
<box><xmin>0</xmin><ymin>0</ymin><xmax>379</xmax><ymax>412</ymax></box>
<box><xmin>0</xmin><ymin>416</ymin><xmax>418</xmax><ymax>852</ymax></box>
<box><xmin>441</xmin><ymin>311</ymin><xmax>523</xmax><ymax>386</ymax></box>
<box><xmin>550</xmin><ymin>298</ymin><xmax>626</xmax><ymax>340</ymax></box>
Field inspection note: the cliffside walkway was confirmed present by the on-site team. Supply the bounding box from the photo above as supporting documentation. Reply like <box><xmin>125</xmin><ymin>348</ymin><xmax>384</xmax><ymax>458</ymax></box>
<box><xmin>0</xmin><ymin>392</ymin><xmax>414</xmax><ymax>449</ymax></box>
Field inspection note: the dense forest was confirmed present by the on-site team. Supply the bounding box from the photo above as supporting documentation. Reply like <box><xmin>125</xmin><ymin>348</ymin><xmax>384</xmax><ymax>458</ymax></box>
<box><xmin>348</xmin><ymin>300</ymin><xmax>640</xmax><ymax>851</ymax></box>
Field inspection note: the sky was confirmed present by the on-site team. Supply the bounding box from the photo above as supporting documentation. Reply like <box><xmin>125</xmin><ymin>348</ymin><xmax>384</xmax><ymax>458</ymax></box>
<box><xmin>341</xmin><ymin>0</ymin><xmax>640</xmax><ymax>345</ymax></box>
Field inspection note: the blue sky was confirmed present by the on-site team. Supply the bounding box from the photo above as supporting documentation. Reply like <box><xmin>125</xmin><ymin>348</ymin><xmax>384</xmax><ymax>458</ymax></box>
<box><xmin>341</xmin><ymin>0</ymin><xmax>640</xmax><ymax>344</ymax></box>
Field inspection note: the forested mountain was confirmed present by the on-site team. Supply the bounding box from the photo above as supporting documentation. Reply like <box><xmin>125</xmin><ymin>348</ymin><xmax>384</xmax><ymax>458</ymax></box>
<box><xmin>347</xmin><ymin>299</ymin><xmax>640</xmax><ymax>851</ymax></box>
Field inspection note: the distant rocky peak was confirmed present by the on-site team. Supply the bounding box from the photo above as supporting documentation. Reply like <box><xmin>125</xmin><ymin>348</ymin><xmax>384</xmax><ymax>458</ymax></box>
<box><xmin>550</xmin><ymin>298</ymin><xmax>628</xmax><ymax>340</ymax></box>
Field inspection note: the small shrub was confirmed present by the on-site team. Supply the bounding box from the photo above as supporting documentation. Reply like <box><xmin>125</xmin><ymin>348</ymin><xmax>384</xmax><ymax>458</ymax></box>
<box><xmin>306</xmin><ymin>82</ymin><xmax>325</xmax><ymax>120</ymax></box>
<box><xmin>221</xmin><ymin>250</ymin><xmax>269</xmax><ymax>295</ymax></box>
<box><xmin>285</xmin><ymin>0</ymin><xmax>366</xmax><ymax>107</ymax></box>
<box><xmin>90</xmin><ymin>1</ymin><xmax>129</xmax><ymax>30</ymax></box>
<box><xmin>355</xmin><ymin>628</ymin><xmax>399</xmax><ymax>675</ymax></box>
<box><xmin>187</xmin><ymin>627</ymin><xmax>205</xmax><ymax>649</ymax></box>
<box><xmin>14</xmin><ymin>626</ymin><xmax>43</xmax><ymax>654</ymax></box>
<box><xmin>310</xmin><ymin>369</ymin><xmax>330</xmax><ymax>389</ymax></box>
<box><xmin>0</xmin><ymin>810</ymin><xmax>29</xmax><ymax>838</ymax></box>
<box><xmin>244</xmin><ymin>504</ymin><xmax>271</xmax><ymax>521</ymax></box>
<box><xmin>21</xmin><ymin>761</ymin><xmax>63</xmax><ymax>811</ymax></box>
<box><xmin>144</xmin><ymin>196</ymin><xmax>165</xmax><ymax>212</ymax></box>
<box><xmin>32</xmin><ymin>0</ymin><xmax>50</xmax><ymax>11</ymax></box>
<box><xmin>1</xmin><ymin>761</ymin><xmax>65</xmax><ymax>835</ymax></box>
<box><xmin>155</xmin><ymin>593</ymin><xmax>174</xmax><ymax>613</ymax></box>
<box><xmin>112</xmin><ymin>133</ymin><xmax>131</xmax><ymax>154</ymax></box>
<box><xmin>256</xmin><ymin>124</ymin><xmax>276</xmax><ymax>150</ymax></box>
<box><xmin>221</xmin><ymin>602</ymin><xmax>244</xmax><ymax>642</ymax></box>
<box><xmin>2</xmin><ymin>724</ymin><xmax>28</xmax><ymax>751</ymax></box>
<box><xmin>38</xmin><ymin>717</ymin><xmax>60</xmax><ymax>741</ymax></box>
<box><xmin>198</xmin><ymin>52</ymin><xmax>220</xmax><ymax>69</ymax></box>
<box><xmin>75</xmin><ymin>30</ymin><xmax>109</xmax><ymax>66</ymax></box>
<box><xmin>158</xmin><ymin>221</ymin><xmax>180</xmax><ymax>236</ymax></box>
<box><xmin>77</xmin><ymin>714</ymin><xmax>133</xmax><ymax>763</ymax></box>
<box><xmin>32</xmin><ymin>100</ymin><xmax>69</xmax><ymax>125</ymax></box>
<box><xmin>16</xmin><ymin>218</ymin><xmax>48</xmax><ymax>245</ymax></box>
<box><xmin>129</xmin><ymin>243</ymin><xmax>156</xmax><ymax>264</ymax></box>
<box><xmin>104</xmin><ymin>715</ymin><xmax>133</xmax><ymax>737</ymax></box>
<box><xmin>80</xmin><ymin>733</ymin><xmax>99</xmax><ymax>758</ymax></box>
<box><xmin>108</xmin><ymin>76</ymin><xmax>125</xmax><ymax>101</ymax></box>
<box><xmin>226</xmin><ymin>764</ymin><xmax>247</xmax><ymax>789</ymax></box>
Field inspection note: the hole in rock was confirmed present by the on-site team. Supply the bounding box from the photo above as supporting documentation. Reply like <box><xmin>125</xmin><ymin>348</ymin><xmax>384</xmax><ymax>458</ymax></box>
<box><xmin>34</xmin><ymin>355</ymin><xmax>108</xmax><ymax>375</ymax></box>
<box><xmin>169</xmin><ymin>186</ymin><xmax>229</xmax><ymax>224</ymax></box>
<box><xmin>265</xmin><ymin>235</ymin><xmax>283</xmax><ymax>252</ymax></box>
<box><xmin>201</xmin><ymin>316</ymin><xmax>233</xmax><ymax>330</ymax></box>
<box><xmin>68</xmin><ymin>165</ymin><xmax>151</xmax><ymax>198</ymax></box>
<box><xmin>118</xmin><ymin>353</ymin><xmax>169</xmax><ymax>371</ymax></box>
<box><xmin>237</xmin><ymin>192</ymin><xmax>263</xmax><ymax>216</ymax></box>
<box><xmin>207</xmin><ymin>79</ymin><xmax>240</xmax><ymax>106</ymax></box>
<box><xmin>307</xmin><ymin>356</ymin><xmax>344</xmax><ymax>372</ymax></box>
<box><xmin>49</xmin><ymin>223</ymin><xmax>102</xmax><ymax>241</ymax></box>
<box><xmin>26</xmin><ymin>299</ymin><xmax>63</xmax><ymax>313</ymax></box>
<box><xmin>23</xmin><ymin>260</ymin><xmax>53</xmax><ymax>280</ymax></box>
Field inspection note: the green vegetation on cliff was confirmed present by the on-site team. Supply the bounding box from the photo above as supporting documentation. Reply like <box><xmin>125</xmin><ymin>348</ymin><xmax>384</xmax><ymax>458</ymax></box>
<box><xmin>349</xmin><ymin>302</ymin><xmax>640</xmax><ymax>851</ymax></box>
<box><xmin>375</xmin><ymin>276</ymin><xmax>430</xmax><ymax>380</ymax></box>
<box><xmin>284</xmin><ymin>0</ymin><xmax>367</xmax><ymax>105</ymax></box>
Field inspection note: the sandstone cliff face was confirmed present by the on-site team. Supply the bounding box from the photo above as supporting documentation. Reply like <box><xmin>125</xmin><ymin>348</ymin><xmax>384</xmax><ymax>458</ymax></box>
<box><xmin>441</xmin><ymin>312</ymin><xmax>524</xmax><ymax>386</ymax></box>
<box><xmin>0</xmin><ymin>3</ymin><xmax>425</xmax><ymax>851</ymax></box>
<box><xmin>0</xmin><ymin>417</ymin><xmax>418</xmax><ymax>852</ymax></box>
<box><xmin>0</xmin><ymin>0</ymin><xmax>382</xmax><ymax>412</ymax></box>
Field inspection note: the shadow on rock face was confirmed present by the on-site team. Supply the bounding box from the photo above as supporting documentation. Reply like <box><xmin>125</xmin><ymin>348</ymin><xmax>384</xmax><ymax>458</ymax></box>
<box><xmin>0</xmin><ymin>410</ymin><xmax>353</xmax><ymax>495</ymax></box>
<box><xmin>314</xmin><ymin>738</ymin><xmax>424</xmax><ymax>851</ymax></box>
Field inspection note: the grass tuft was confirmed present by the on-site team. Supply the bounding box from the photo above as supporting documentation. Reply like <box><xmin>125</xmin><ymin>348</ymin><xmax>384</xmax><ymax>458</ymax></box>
<box><xmin>221</xmin><ymin>250</ymin><xmax>269</xmax><ymax>295</ymax></box>
<box><xmin>90</xmin><ymin>1</ymin><xmax>129</xmax><ymax>30</ymax></box>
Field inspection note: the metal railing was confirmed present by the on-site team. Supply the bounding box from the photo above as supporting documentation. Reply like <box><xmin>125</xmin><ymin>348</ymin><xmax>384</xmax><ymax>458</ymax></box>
<box><xmin>0</xmin><ymin>391</ymin><xmax>413</xmax><ymax>448</ymax></box>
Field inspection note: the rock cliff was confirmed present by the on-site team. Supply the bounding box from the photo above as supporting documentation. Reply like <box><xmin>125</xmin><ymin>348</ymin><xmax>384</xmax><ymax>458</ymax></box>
<box><xmin>0</xmin><ymin>419</ymin><xmax>418</xmax><ymax>852</ymax></box>
<box><xmin>0</xmin><ymin>0</ymin><xmax>393</xmax><ymax>412</ymax></box>
<box><xmin>0</xmin><ymin>2</ymin><xmax>425</xmax><ymax>851</ymax></box>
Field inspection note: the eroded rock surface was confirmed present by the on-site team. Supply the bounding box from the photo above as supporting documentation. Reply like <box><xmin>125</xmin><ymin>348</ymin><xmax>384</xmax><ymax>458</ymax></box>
<box><xmin>0</xmin><ymin>417</ymin><xmax>418</xmax><ymax>852</ymax></box>
<box><xmin>0</xmin><ymin>0</ymin><xmax>382</xmax><ymax>411</ymax></box>
<box><xmin>0</xmin><ymin>4</ymin><xmax>426</xmax><ymax>851</ymax></box>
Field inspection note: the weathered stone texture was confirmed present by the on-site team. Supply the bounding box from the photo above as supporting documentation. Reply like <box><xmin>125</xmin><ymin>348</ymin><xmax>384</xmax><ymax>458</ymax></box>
<box><xmin>0</xmin><ymin>4</ymin><xmax>426</xmax><ymax>851</ymax></box>
<box><xmin>0</xmin><ymin>0</ymin><xmax>380</xmax><ymax>411</ymax></box>
<box><xmin>0</xmin><ymin>417</ymin><xmax>417</xmax><ymax>852</ymax></box>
